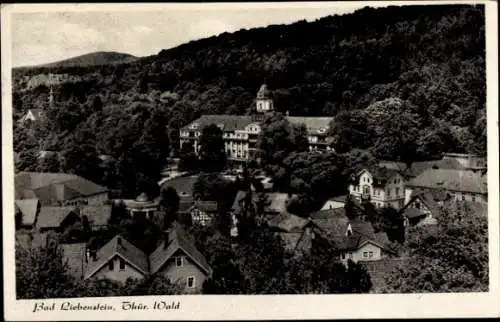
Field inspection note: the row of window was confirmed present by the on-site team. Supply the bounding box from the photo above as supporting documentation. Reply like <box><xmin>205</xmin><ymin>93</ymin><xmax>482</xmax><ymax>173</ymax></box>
<box><xmin>352</xmin><ymin>186</ymin><xmax>401</xmax><ymax>198</ymax></box>
<box><xmin>363</xmin><ymin>251</ymin><xmax>374</xmax><ymax>258</ymax></box>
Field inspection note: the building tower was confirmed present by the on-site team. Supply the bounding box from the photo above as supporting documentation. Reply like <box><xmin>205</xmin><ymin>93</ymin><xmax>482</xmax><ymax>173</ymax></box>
<box><xmin>255</xmin><ymin>84</ymin><xmax>274</xmax><ymax>113</ymax></box>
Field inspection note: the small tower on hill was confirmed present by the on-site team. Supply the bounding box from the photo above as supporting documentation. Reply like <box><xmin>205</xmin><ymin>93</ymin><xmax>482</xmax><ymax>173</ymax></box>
<box><xmin>255</xmin><ymin>84</ymin><xmax>274</xmax><ymax>113</ymax></box>
<box><xmin>252</xmin><ymin>84</ymin><xmax>274</xmax><ymax>122</ymax></box>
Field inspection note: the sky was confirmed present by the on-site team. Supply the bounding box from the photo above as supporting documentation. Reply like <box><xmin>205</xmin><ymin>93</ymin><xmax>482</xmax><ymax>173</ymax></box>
<box><xmin>9</xmin><ymin>3</ymin><xmax>381</xmax><ymax>67</ymax></box>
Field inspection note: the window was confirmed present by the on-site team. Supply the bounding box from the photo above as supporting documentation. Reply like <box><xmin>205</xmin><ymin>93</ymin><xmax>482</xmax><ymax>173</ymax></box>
<box><xmin>368</xmin><ymin>251</ymin><xmax>374</xmax><ymax>258</ymax></box>
<box><xmin>387</xmin><ymin>189</ymin><xmax>391</xmax><ymax>197</ymax></box>
<box><xmin>108</xmin><ymin>261</ymin><xmax>114</xmax><ymax>271</ymax></box>
<box><xmin>395</xmin><ymin>187</ymin><xmax>400</xmax><ymax>196</ymax></box>
<box><xmin>119</xmin><ymin>259</ymin><xmax>126</xmax><ymax>270</ymax></box>
<box><xmin>363</xmin><ymin>252</ymin><xmax>369</xmax><ymax>258</ymax></box>
<box><xmin>415</xmin><ymin>202</ymin><xmax>421</xmax><ymax>209</ymax></box>
<box><xmin>187</xmin><ymin>276</ymin><xmax>195</xmax><ymax>288</ymax></box>
<box><xmin>176</xmin><ymin>256</ymin><xmax>183</xmax><ymax>267</ymax></box>
<box><xmin>472</xmin><ymin>195</ymin><xmax>476</xmax><ymax>202</ymax></box>
<box><xmin>341</xmin><ymin>253</ymin><xmax>346</xmax><ymax>260</ymax></box>
<box><xmin>462</xmin><ymin>195</ymin><xmax>465</xmax><ymax>201</ymax></box>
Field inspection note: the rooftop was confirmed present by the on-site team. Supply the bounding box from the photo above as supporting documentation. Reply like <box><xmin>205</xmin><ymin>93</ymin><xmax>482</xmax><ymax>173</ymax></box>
<box><xmin>15</xmin><ymin>172</ymin><xmax>108</xmax><ymax>204</ymax></box>
<box><xmin>407</xmin><ymin>168</ymin><xmax>487</xmax><ymax>194</ymax></box>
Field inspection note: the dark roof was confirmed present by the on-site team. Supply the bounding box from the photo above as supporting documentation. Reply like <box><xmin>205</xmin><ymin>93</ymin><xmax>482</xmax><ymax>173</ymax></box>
<box><xmin>361</xmin><ymin>258</ymin><xmax>407</xmax><ymax>293</ymax></box>
<box><xmin>149</xmin><ymin>222</ymin><xmax>212</xmax><ymax>275</ymax></box>
<box><xmin>191</xmin><ymin>201</ymin><xmax>218</xmax><ymax>213</ymax></box>
<box><xmin>15</xmin><ymin>172</ymin><xmax>108</xmax><ymax>204</ymax></box>
<box><xmin>15</xmin><ymin>232</ymin><xmax>48</xmax><ymax>249</ymax></box>
<box><xmin>403</xmin><ymin>207</ymin><xmax>426</xmax><ymax>219</ymax></box>
<box><xmin>231</xmin><ymin>191</ymin><xmax>294</xmax><ymax>215</ymax></box>
<box><xmin>181</xmin><ymin>115</ymin><xmax>255</xmax><ymax>132</ymax></box>
<box><xmin>85</xmin><ymin>235</ymin><xmax>149</xmax><ymax>279</ymax></box>
<box><xmin>79</xmin><ymin>205</ymin><xmax>112</xmax><ymax>228</ymax></box>
<box><xmin>36</xmin><ymin>206</ymin><xmax>78</xmax><ymax>229</ymax></box>
<box><xmin>267</xmin><ymin>213</ymin><xmax>311</xmax><ymax>233</ymax></box>
<box><xmin>360</xmin><ymin>167</ymin><xmax>406</xmax><ymax>185</ymax></box>
<box><xmin>379</xmin><ymin>158</ymin><xmax>466</xmax><ymax>177</ymax></box>
<box><xmin>330</xmin><ymin>195</ymin><xmax>348</xmax><ymax>203</ymax></box>
<box><xmin>15</xmin><ymin>199</ymin><xmax>40</xmax><ymax>226</ymax></box>
<box><xmin>286</xmin><ymin>116</ymin><xmax>333</xmax><ymax>135</ymax></box>
<box><xmin>407</xmin><ymin>169</ymin><xmax>487</xmax><ymax>194</ymax></box>
<box><xmin>61</xmin><ymin>243</ymin><xmax>87</xmax><ymax>279</ymax></box>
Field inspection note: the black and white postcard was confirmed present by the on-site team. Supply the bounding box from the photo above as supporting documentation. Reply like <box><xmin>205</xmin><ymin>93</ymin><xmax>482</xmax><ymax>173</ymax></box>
<box><xmin>2</xmin><ymin>1</ymin><xmax>499</xmax><ymax>320</ymax></box>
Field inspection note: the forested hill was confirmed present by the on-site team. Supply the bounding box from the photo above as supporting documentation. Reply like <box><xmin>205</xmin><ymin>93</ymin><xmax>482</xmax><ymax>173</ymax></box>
<box><xmin>16</xmin><ymin>51</ymin><xmax>138</xmax><ymax>69</ymax></box>
<box><xmin>13</xmin><ymin>4</ymin><xmax>486</xmax><ymax>196</ymax></box>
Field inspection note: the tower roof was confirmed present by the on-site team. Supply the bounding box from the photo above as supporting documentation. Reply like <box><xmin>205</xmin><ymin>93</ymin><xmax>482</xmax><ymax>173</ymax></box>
<box><xmin>257</xmin><ymin>84</ymin><xmax>271</xmax><ymax>99</ymax></box>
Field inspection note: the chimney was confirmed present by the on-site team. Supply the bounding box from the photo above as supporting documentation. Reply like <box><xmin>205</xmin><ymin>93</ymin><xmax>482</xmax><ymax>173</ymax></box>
<box><xmin>90</xmin><ymin>249</ymin><xmax>97</xmax><ymax>261</ymax></box>
<box><xmin>85</xmin><ymin>248</ymin><xmax>90</xmax><ymax>263</ymax></box>
<box><xmin>117</xmin><ymin>237</ymin><xmax>122</xmax><ymax>246</ymax></box>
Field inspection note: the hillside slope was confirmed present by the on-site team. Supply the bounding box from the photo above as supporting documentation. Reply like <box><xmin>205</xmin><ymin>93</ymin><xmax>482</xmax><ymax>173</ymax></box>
<box><xmin>19</xmin><ymin>51</ymin><xmax>138</xmax><ymax>69</ymax></box>
<box><xmin>12</xmin><ymin>4</ymin><xmax>486</xmax><ymax>195</ymax></box>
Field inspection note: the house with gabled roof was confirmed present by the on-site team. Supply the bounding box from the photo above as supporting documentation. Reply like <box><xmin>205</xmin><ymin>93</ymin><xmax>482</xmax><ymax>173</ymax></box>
<box><xmin>19</xmin><ymin>108</ymin><xmax>44</xmax><ymax>124</ymax></box>
<box><xmin>405</xmin><ymin>168</ymin><xmax>487</xmax><ymax>205</ymax></box>
<box><xmin>400</xmin><ymin>189</ymin><xmax>449</xmax><ymax>227</ymax></box>
<box><xmin>79</xmin><ymin>222</ymin><xmax>212</xmax><ymax>293</ymax></box>
<box><xmin>35</xmin><ymin>206</ymin><xmax>80</xmax><ymax>233</ymax></box>
<box><xmin>267</xmin><ymin>213</ymin><xmax>322</xmax><ymax>256</ymax></box>
<box><xmin>85</xmin><ymin>235</ymin><xmax>150</xmax><ymax>282</ymax></box>
<box><xmin>348</xmin><ymin>167</ymin><xmax>407</xmax><ymax>210</ymax></box>
<box><xmin>310</xmin><ymin>208</ymin><xmax>395</xmax><ymax>264</ymax></box>
<box><xmin>149</xmin><ymin>222</ymin><xmax>212</xmax><ymax>293</ymax></box>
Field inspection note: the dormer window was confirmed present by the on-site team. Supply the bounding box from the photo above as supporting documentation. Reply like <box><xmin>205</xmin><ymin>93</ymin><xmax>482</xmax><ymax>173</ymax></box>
<box><xmin>346</xmin><ymin>224</ymin><xmax>353</xmax><ymax>237</ymax></box>
<box><xmin>191</xmin><ymin>123</ymin><xmax>199</xmax><ymax>130</ymax></box>
<box><xmin>176</xmin><ymin>256</ymin><xmax>183</xmax><ymax>267</ymax></box>
<box><xmin>318</xmin><ymin>128</ymin><xmax>326</xmax><ymax>134</ymax></box>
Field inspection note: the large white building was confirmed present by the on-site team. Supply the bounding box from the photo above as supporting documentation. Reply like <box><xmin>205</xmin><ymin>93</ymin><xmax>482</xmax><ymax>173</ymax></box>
<box><xmin>179</xmin><ymin>85</ymin><xmax>334</xmax><ymax>162</ymax></box>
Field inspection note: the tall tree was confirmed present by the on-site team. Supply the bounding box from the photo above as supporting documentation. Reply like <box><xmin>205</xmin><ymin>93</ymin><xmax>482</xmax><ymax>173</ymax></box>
<box><xmin>198</xmin><ymin>124</ymin><xmax>226</xmax><ymax>172</ymax></box>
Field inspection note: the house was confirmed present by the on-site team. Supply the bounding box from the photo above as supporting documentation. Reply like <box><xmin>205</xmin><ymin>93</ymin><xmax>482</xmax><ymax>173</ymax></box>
<box><xmin>85</xmin><ymin>235</ymin><xmax>150</xmax><ymax>283</ymax></box>
<box><xmin>188</xmin><ymin>201</ymin><xmax>218</xmax><ymax>227</ymax></box>
<box><xmin>179</xmin><ymin>85</ymin><xmax>334</xmax><ymax>162</ymax></box>
<box><xmin>121</xmin><ymin>193</ymin><xmax>160</xmax><ymax>220</ymax></box>
<box><xmin>15</xmin><ymin>199</ymin><xmax>41</xmax><ymax>229</ymax></box>
<box><xmin>378</xmin><ymin>158</ymin><xmax>464</xmax><ymax>178</ymax></box>
<box><xmin>149</xmin><ymin>222</ymin><xmax>212</xmax><ymax>293</ymax></box>
<box><xmin>348</xmin><ymin>167</ymin><xmax>407</xmax><ymax>210</ymax></box>
<box><xmin>231</xmin><ymin>191</ymin><xmax>296</xmax><ymax>222</ymax></box>
<box><xmin>35</xmin><ymin>206</ymin><xmax>81</xmax><ymax>233</ymax></box>
<box><xmin>15</xmin><ymin>172</ymin><xmax>109</xmax><ymax>206</ymax></box>
<box><xmin>400</xmin><ymin>189</ymin><xmax>449</xmax><ymax>227</ymax></box>
<box><xmin>310</xmin><ymin>208</ymin><xmax>395</xmax><ymax>264</ymax></box>
<box><xmin>405</xmin><ymin>168</ymin><xmax>487</xmax><ymax>205</ymax></box>
<box><xmin>83</xmin><ymin>222</ymin><xmax>212</xmax><ymax>293</ymax></box>
<box><xmin>19</xmin><ymin>109</ymin><xmax>44</xmax><ymax>124</ymax></box>
<box><xmin>320</xmin><ymin>195</ymin><xmax>348</xmax><ymax>211</ymax></box>
<box><xmin>267</xmin><ymin>213</ymin><xmax>320</xmax><ymax>255</ymax></box>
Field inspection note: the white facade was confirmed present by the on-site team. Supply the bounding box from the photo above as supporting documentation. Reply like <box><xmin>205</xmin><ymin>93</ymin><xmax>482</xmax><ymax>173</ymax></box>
<box><xmin>348</xmin><ymin>170</ymin><xmax>406</xmax><ymax>210</ymax></box>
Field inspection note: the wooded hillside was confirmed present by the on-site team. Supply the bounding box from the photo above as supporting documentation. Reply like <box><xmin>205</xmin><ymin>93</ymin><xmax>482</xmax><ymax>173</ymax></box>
<box><xmin>12</xmin><ymin>4</ymin><xmax>486</xmax><ymax>197</ymax></box>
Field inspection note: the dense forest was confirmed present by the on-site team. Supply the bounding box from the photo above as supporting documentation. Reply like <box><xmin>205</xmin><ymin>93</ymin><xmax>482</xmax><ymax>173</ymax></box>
<box><xmin>13</xmin><ymin>4</ymin><xmax>486</xmax><ymax>197</ymax></box>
